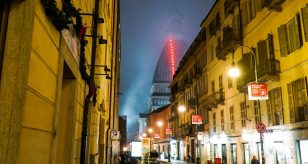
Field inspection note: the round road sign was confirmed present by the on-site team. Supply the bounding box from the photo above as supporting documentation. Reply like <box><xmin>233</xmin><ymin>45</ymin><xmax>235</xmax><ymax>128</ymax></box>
<box><xmin>256</xmin><ymin>123</ymin><xmax>266</xmax><ymax>133</ymax></box>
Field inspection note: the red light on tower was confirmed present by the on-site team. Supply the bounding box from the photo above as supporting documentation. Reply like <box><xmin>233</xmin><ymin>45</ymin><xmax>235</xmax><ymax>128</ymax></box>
<box><xmin>168</xmin><ymin>39</ymin><xmax>176</xmax><ymax>76</ymax></box>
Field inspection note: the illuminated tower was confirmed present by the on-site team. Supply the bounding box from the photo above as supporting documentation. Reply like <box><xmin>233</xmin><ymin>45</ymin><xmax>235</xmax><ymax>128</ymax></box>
<box><xmin>147</xmin><ymin>39</ymin><xmax>187</xmax><ymax>112</ymax></box>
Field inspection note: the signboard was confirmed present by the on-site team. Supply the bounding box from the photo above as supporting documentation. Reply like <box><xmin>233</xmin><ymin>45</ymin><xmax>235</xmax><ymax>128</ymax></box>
<box><xmin>61</xmin><ymin>24</ymin><xmax>80</xmax><ymax>64</ymax></box>
<box><xmin>111</xmin><ymin>130</ymin><xmax>120</xmax><ymax>140</ymax></box>
<box><xmin>154</xmin><ymin>133</ymin><xmax>160</xmax><ymax>139</ymax></box>
<box><xmin>131</xmin><ymin>141</ymin><xmax>142</xmax><ymax>157</ymax></box>
<box><xmin>248</xmin><ymin>82</ymin><xmax>268</xmax><ymax>100</ymax></box>
<box><xmin>256</xmin><ymin>123</ymin><xmax>266</xmax><ymax>133</ymax></box>
<box><xmin>166</xmin><ymin>128</ymin><xmax>172</xmax><ymax>135</ymax></box>
<box><xmin>192</xmin><ymin>114</ymin><xmax>202</xmax><ymax>124</ymax></box>
<box><xmin>141</xmin><ymin>138</ymin><xmax>150</xmax><ymax>155</ymax></box>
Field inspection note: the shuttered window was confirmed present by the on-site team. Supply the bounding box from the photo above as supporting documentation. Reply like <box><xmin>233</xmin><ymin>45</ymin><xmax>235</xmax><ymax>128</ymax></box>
<box><xmin>266</xmin><ymin>88</ymin><xmax>283</xmax><ymax>126</ymax></box>
<box><xmin>301</xmin><ymin>5</ymin><xmax>308</xmax><ymax>41</ymax></box>
<box><xmin>229</xmin><ymin>106</ymin><xmax>235</xmax><ymax>130</ymax></box>
<box><xmin>0</xmin><ymin>0</ymin><xmax>10</xmax><ymax>79</ymax></box>
<box><xmin>240</xmin><ymin>102</ymin><xmax>246</xmax><ymax>127</ymax></box>
<box><xmin>278</xmin><ymin>14</ymin><xmax>303</xmax><ymax>57</ymax></box>
<box><xmin>287</xmin><ymin>78</ymin><xmax>308</xmax><ymax>123</ymax></box>
<box><xmin>241</xmin><ymin>2</ymin><xmax>248</xmax><ymax>27</ymax></box>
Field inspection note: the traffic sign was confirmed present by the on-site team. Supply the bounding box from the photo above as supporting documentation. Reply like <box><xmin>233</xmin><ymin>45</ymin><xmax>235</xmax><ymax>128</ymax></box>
<box><xmin>256</xmin><ymin>123</ymin><xmax>266</xmax><ymax>133</ymax></box>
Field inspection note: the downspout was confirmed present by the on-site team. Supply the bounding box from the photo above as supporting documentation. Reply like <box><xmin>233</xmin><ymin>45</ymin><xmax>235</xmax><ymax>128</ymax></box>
<box><xmin>80</xmin><ymin>0</ymin><xmax>100</xmax><ymax>163</ymax></box>
<box><xmin>105</xmin><ymin>0</ymin><xmax>117</xmax><ymax>163</ymax></box>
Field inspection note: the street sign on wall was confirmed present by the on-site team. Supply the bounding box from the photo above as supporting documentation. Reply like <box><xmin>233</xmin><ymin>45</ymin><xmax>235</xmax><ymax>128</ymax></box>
<box><xmin>111</xmin><ymin>130</ymin><xmax>120</xmax><ymax>140</ymax></box>
<box><xmin>192</xmin><ymin>114</ymin><xmax>202</xmax><ymax>124</ymax></box>
<box><xmin>248</xmin><ymin>82</ymin><xmax>268</xmax><ymax>100</ymax></box>
<box><xmin>154</xmin><ymin>133</ymin><xmax>160</xmax><ymax>139</ymax></box>
<box><xmin>166</xmin><ymin>128</ymin><xmax>172</xmax><ymax>134</ymax></box>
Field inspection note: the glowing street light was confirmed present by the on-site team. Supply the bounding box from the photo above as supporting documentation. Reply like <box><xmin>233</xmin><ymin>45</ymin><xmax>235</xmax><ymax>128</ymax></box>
<box><xmin>157</xmin><ymin>121</ymin><xmax>163</xmax><ymax>127</ymax></box>
<box><xmin>229</xmin><ymin>44</ymin><xmax>265</xmax><ymax>164</ymax></box>
<box><xmin>148</xmin><ymin>128</ymin><xmax>153</xmax><ymax>133</ymax></box>
<box><xmin>178</xmin><ymin>105</ymin><xmax>186</xmax><ymax>113</ymax></box>
<box><xmin>148</xmin><ymin>128</ymin><xmax>153</xmax><ymax>152</ymax></box>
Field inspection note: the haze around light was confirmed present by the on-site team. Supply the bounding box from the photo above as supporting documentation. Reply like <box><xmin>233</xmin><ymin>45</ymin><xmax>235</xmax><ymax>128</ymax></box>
<box><xmin>120</xmin><ymin>0</ymin><xmax>215</xmax><ymax>139</ymax></box>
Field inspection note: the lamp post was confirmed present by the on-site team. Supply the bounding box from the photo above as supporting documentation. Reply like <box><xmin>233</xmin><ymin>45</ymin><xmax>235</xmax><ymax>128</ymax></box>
<box><xmin>148</xmin><ymin>128</ymin><xmax>153</xmax><ymax>152</ymax></box>
<box><xmin>229</xmin><ymin>44</ymin><xmax>265</xmax><ymax>164</ymax></box>
<box><xmin>157</xmin><ymin>121</ymin><xmax>163</xmax><ymax>154</ymax></box>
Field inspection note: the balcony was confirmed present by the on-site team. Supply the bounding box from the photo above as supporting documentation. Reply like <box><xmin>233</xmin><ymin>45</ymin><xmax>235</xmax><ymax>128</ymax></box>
<box><xmin>237</xmin><ymin>59</ymin><xmax>280</xmax><ymax>90</ymax></box>
<box><xmin>264</xmin><ymin>0</ymin><xmax>286</xmax><ymax>12</ymax></box>
<box><xmin>204</xmin><ymin>91</ymin><xmax>225</xmax><ymax>110</ymax></box>
<box><xmin>216</xmin><ymin>27</ymin><xmax>241</xmax><ymax>60</ymax></box>
<box><xmin>193</xmin><ymin>67</ymin><xmax>202</xmax><ymax>79</ymax></box>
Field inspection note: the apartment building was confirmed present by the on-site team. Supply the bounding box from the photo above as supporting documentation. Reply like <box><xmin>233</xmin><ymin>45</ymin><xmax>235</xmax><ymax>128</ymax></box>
<box><xmin>170</xmin><ymin>0</ymin><xmax>308</xmax><ymax>163</ymax></box>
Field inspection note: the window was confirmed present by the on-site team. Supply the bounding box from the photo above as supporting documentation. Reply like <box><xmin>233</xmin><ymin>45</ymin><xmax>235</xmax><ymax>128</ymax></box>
<box><xmin>209</xmin><ymin>12</ymin><xmax>220</xmax><ymax>36</ymax></box>
<box><xmin>211</xmin><ymin>80</ymin><xmax>215</xmax><ymax>93</ymax></box>
<box><xmin>230</xmin><ymin>106</ymin><xmax>235</xmax><ymax>130</ymax></box>
<box><xmin>254</xmin><ymin>101</ymin><xmax>261</xmax><ymax>123</ymax></box>
<box><xmin>228</xmin><ymin>76</ymin><xmax>233</xmax><ymax>89</ymax></box>
<box><xmin>220</xmin><ymin>110</ymin><xmax>224</xmax><ymax>132</ymax></box>
<box><xmin>213</xmin><ymin>112</ymin><xmax>216</xmax><ymax>133</ymax></box>
<box><xmin>240</xmin><ymin>102</ymin><xmax>246</xmax><ymax>127</ymax></box>
<box><xmin>301</xmin><ymin>6</ymin><xmax>308</xmax><ymax>41</ymax></box>
<box><xmin>267</xmin><ymin>88</ymin><xmax>283</xmax><ymax>126</ymax></box>
<box><xmin>219</xmin><ymin>74</ymin><xmax>223</xmax><ymax>92</ymax></box>
<box><xmin>288</xmin><ymin>78</ymin><xmax>308</xmax><ymax>123</ymax></box>
<box><xmin>0</xmin><ymin>0</ymin><xmax>10</xmax><ymax>79</ymax></box>
<box><xmin>241</xmin><ymin>0</ymin><xmax>262</xmax><ymax>28</ymax></box>
<box><xmin>278</xmin><ymin>14</ymin><xmax>302</xmax><ymax>56</ymax></box>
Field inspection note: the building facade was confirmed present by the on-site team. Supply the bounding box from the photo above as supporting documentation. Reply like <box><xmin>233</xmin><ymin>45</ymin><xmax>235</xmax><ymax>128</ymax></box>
<box><xmin>0</xmin><ymin>0</ymin><xmax>120</xmax><ymax>164</ymax></box>
<box><xmin>146</xmin><ymin>104</ymin><xmax>172</xmax><ymax>159</ymax></box>
<box><xmin>170</xmin><ymin>0</ymin><xmax>308</xmax><ymax>164</ymax></box>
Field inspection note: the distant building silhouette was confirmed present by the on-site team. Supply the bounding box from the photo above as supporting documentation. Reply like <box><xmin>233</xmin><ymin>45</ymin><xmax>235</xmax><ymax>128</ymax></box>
<box><xmin>119</xmin><ymin>115</ymin><xmax>127</xmax><ymax>151</ymax></box>
<box><xmin>147</xmin><ymin>38</ymin><xmax>187</xmax><ymax>112</ymax></box>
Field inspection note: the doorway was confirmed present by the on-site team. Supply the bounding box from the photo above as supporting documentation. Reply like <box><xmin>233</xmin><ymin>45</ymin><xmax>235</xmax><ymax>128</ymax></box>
<box><xmin>55</xmin><ymin>63</ymin><xmax>76</xmax><ymax>164</ymax></box>
<box><xmin>230</xmin><ymin>143</ymin><xmax>237</xmax><ymax>164</ymax></box>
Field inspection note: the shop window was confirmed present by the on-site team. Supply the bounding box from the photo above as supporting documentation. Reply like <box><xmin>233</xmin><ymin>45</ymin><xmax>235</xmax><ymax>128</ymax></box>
<box><xmin>242</xmin><ymin>143</ymin><xmax>250</xmax><ymax>164</ymax></box>
<box><xmin>230</xmin><ymin>144</ymin><xmax>237</xmax><ymax>164</ymax></box>
<box><xmin>299</xmin><ymin>140</ymin><xmax>308</xmax><ymax>163</ymax></box>
<box><xmin>222</xmin><ymin>144</ymin><xmax>227</xmax><ymax>164</ymax></box>
<box><xmin>266</xmin><ymin>87</ymin><xmax>284</xmax><ymax>126</ymax></box>
<box><xmin>287</xmin><ymin>78</ymin><xmax>308</xmax><ymax>123</ymax></box>
<box><xmin>278</xmin><ymin>14</ymin><xmax>303</xmax><ymax>57</ymax></box>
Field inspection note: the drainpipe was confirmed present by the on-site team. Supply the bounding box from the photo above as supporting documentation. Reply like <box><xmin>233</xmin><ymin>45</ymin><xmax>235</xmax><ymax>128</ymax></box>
<box><xmin>80</xmin><ymin>0</ymin><xmax>100</xmax><ymax>163</ymax></box>
<box><xmin>105</xmin><ymin>0</ymin><xmax>117</xmax><ymax>163</ymax></box>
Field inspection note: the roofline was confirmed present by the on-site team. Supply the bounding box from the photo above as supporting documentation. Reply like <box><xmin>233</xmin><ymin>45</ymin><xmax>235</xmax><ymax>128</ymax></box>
<box><xmin>200</xmin><ymin>0</ymin><xmax>219</xmax><ymax>27</ymax></box>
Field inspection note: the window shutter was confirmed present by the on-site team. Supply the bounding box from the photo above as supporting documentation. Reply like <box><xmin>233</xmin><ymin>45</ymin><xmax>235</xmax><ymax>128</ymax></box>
<box><xmin>294</xmin><ymin>14</ymin><xmax>303</xmax><ymax>50</ymax></box>
<box><xmin>276</xmin><ymin>87</ymin><xmax>284</xmax><ymax>125</ymax></box>
<box><xmin>241</xmin><ymin>2</ymin><xmax>248</xmax><ymax>27</ymax></box>
<box><xmin>266</xmin><ymin>91</ymin><xmax>273</xmax><ymax>126</ymax></box>
<box><xmin>255</xmin><ymin>0</ymin><xmax>263</xmax><ymax>12</ymax></box>
<box><xmin>278</xmin><ymin>24</ymin><xmax>289</xmax><ymax>57</ymax></box>
<box><xmin>268</xmin><ymin>34</ymin><xmax>274</xmax><ymax>59</ymax></box>
<box><xmin>302</xmin><ymin>6</ymin><xmax>308</xmax><ymax>41</ymax></box>
<box><xmin>287</xmin><ymin>83</ymin><xmax>295</xmax><ymax>123</ymax></box>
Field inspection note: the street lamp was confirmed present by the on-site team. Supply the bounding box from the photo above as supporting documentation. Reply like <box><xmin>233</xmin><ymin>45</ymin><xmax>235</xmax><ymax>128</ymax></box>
<box><xmin>178</xmin><ymin>105</ymin><xmax>186</xmax><ymax>113</ymax></box>
<box><xmin>229</xmin><ymin>44</ymin><xmax>265</xmax><ymax>164</ymax></box>
<box><xmin>156</xmin><ymin>121</ymin><xmax>163</xmax><ymax>155</ymax></box>
<box><xmin>148</xmin><ymin>128</ymin><xmax>153</xmax><ymax>152</ymax></box>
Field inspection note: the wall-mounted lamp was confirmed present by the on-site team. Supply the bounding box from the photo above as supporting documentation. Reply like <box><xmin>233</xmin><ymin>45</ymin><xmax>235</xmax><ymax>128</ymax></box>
<box><xmin>79</xmin><ymin>13</ymin><xmax>104</xmax><ymax>24</ymax></box>
<box><xmin>98</xmin><ymin>36</ymin><xmax>107</xmax><ymax>44</ymax></box>
<box><xmin>95</xmin><ymin>73</ymin><xmax>111</xmax><ymax>80</ymax></box>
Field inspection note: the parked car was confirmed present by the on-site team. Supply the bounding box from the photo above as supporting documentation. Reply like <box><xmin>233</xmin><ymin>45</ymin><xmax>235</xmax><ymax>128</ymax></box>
<box><xmin>143</xmin><ymin>151</ymin><xmax>160</xmax><ymax>164</ymax></box>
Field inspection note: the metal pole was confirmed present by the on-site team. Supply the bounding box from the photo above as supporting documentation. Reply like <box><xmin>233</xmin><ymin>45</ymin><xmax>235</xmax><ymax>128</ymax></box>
<box><xmin>168</xmin><ymin>134</ymin><xmax>171</xmax><ymax>162</ymax></box>
<box><xmin>234</xmin><ymin>45</ymin><xmax>264</xmax><ymax>164</ymax></box>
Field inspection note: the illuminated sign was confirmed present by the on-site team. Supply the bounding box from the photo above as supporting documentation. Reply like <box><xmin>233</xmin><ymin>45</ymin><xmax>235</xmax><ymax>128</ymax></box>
<box><xmin>131</xmin><ymin>141</ymin><xmax>142</xmax><ymax>157</ymax></box>
<box><xmin>192</xmin><ymin>115</ymin><xmax>202</xmax><ymax>124</ymax></box>
<box><xmin>166</xmin><ymin>128</ymin><xmax>172</xmax><ymax>134</ymax></box>
<box><xmin>248</xmin><ymin>82</ymin><xmax>268</xmax><ymax>100</ymax></box>
<box><xmin>154</xmin><ymin>133</ymin><xmax>160</xmax><ymax>139</ymax></box>
<box><xmin>111</xmin><ymin>130</ymin><xmax>120</xmax><ymax>140</ymax></box>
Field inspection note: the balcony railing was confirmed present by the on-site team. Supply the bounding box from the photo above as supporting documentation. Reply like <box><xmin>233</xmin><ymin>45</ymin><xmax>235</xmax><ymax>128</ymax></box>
<box><xmin>216</xmin><ymin>27</ymin><xmax>241</xmax><ymax>60</ymax></box>
<box><xmin>204</xmin><ymin>91</ymin><xmax>225</xmax><ymax>110</ymax></box>
<box><xmin>264</xmin><ymin>0</ymin><xmax>286</xmax><ymax>12</ymax></box>
<box><xmin>237</xmin><ymin>59</ymin><xmax>280</xmax><ymax>90</ymax></box>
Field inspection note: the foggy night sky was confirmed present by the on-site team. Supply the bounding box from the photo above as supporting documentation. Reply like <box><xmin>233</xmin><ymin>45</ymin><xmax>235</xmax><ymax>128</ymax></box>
<box><xmin>119</xmin><ymin>0</ymin><xmax>215</xmax><ymax>138</ymax></box>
